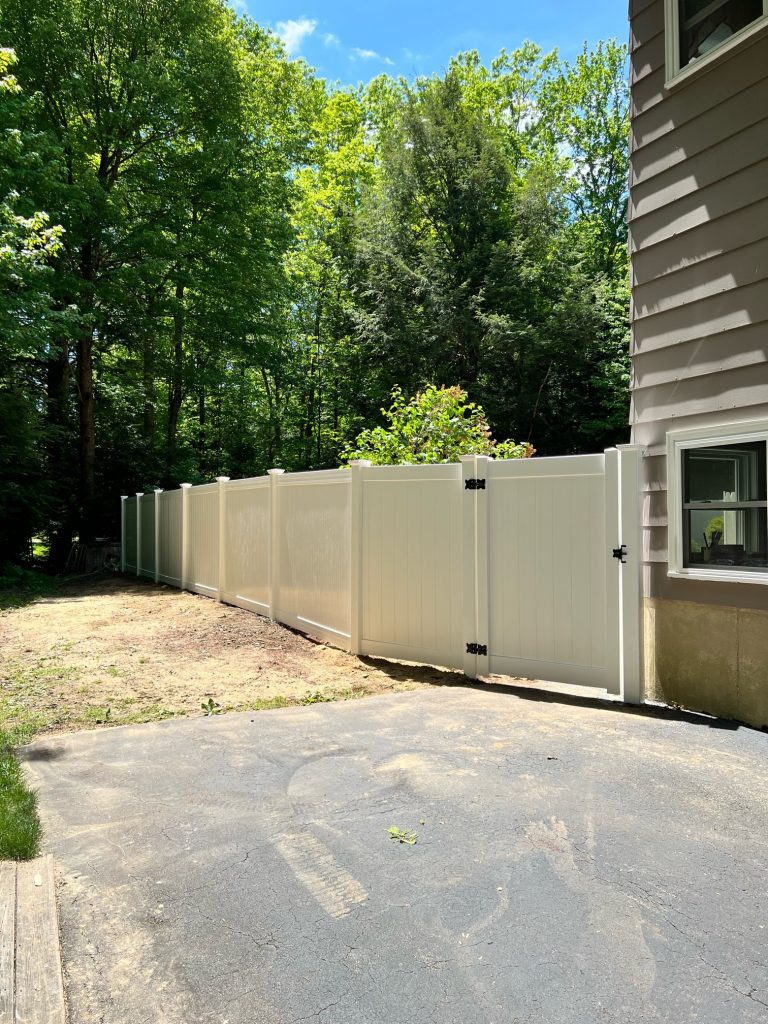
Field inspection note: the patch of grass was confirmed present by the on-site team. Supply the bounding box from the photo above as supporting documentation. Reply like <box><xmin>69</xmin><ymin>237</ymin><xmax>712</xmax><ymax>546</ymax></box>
<box><xmin>116</xmin><ymin>704</ymin><xmax>182</xmax><ymax>725</ymax></box>
<box><xmin>31</xmin><ymin>537</ymin><xmax>49</xmax><ymax>561</ymax></box>
<box><xmin>0</xmin><ymin>725</ymin><xmax>42</xmax><ymax>860</ymax></box>
<box><xmin>236</xmin><ymin>686</ymin><xmax>370</xmax><ymax>716</ymax></box>
<box><xmin>244</xmin><ymin>695</ymin><xmax>292</xmax><ymax>712</ymax></box>
<box><xmin>0</xmin><ymin>566</ymin><xmax>59</xmax><ymax>611</ymax></box>
<box><xmin>300</xmin><ymin>690</ymin><xmax>334</xmax><ymax>705</ymax></box>
<box><xmin>82</xmin><ymin>701</ymin><xmax>181</xmax><ymax>727</ymax></box>
<box><xmin>0</xmin><ymin>698</ymin><xmax>48</xmax><ymax>736</ymax></box>
<box><xmin>84</xmin><ymin>705</ymin><xmax>112</xmax><ymax>724</ymax></box>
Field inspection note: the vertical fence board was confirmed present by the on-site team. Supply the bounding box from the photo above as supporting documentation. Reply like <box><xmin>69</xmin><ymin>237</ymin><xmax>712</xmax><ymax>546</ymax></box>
<box><xmin>360</xmin><ymin>464</ymin><xmax>463</xmax><ymax>670</ymax></box>
<box><xmin>157</xmin><ymin>489</ymin><xmax>182</xmax><ymax>586</ymax></box>
<box><xmin>187</xmin><ymin>484</ymin><xmax>219</xmax><ymax>594</ymax></box>
<box><xmin>274</xmin><ymin>470</ymin><xmax>352</xmax><ymax>645</ymax></box>
<box><xmin>223</xmin><ymin>477</ymin><xmax>271</xmax><ymax>613</ymax></box>
<box><xmin>139</xmin><ymin>493</ymin><xmax>156</xmax><ymax>580</ymax></box>
<box><xmin>123</xmin><ymin>497</ymin><xmax>137</xmax><ymax>571</ymax></box>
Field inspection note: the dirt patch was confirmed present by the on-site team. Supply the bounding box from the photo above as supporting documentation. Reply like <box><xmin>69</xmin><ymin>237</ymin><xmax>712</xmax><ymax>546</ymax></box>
<box><xmin>0</xmin><ymin>574</ymin><xmax>461</xmax><ymax>735</ymax></box>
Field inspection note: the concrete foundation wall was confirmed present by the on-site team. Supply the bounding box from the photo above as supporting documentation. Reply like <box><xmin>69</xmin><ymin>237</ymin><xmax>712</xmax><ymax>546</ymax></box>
<box><xmin>644</xmin><ymin>598</ymin><xmax>768</xmax><ymax>729</ymax></box>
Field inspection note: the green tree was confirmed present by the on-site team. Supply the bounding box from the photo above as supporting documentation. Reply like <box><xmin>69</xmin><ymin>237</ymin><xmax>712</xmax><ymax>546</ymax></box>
<box><xmin>0</xmin><ymin>1</ymin><xmax>313</xmax><ymax>546</ymax></box>
<box><xmin>538</xmin><ymin>40</ymin><xmax>630</xmax><ymax>277</ymax></box>
<box><xmin>351</xmin><ymin>56</ymin><xmax>628</xmax><ymax>455</ymax></box>
<box><xmin>0</xmin><ymin>48</ymin><xmax>67</xmax><ymax>565</ymax></box>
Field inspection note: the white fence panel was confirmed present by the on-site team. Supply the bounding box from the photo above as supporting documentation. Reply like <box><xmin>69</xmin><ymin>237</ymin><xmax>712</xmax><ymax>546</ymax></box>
<box><xmin>139</xmin><ymin>494</ymin><xmax>156</xmax><ymax>579</ymax></box>
<box><xmin>123</xmin><ymin>497</ymin><xmax>137</xmax><ymax>571</ymax></box>
<box><xmin>222</xmin><ymin>476</ymin><xmax>271</xmax><ymax>614</ymax></box>
<box><xmin>360</xmin><ymin>464</ymin><xmax>464</xmax><ymax>670</ymax></box>
<box><xmin>187</xmin><ymin>483</ymin><xmax>219</xmax><ymax>595</ymax></box>
<box><xmin>158</xmin><ymin>489</ymin><xmax>182</xmax><ymax>586</ymax></box>
<box><xmin>486</xmin><ymin>454</ymin><xmax>620</xmax><ymax>691</ymax></box>
<box><xmin>274</xmin><ymin>469</ymin><xmax>352</xmax><ymax>646</ymax></box>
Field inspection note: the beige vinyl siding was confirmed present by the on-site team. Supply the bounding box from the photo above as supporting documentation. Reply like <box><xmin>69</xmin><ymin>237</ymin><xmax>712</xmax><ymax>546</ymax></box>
<box><xmin>629</xmin><ymin>0</ymin><xmax>768</xmax><ymax>606</ymax></box>
<box><xmin>632</xmin><ymin>322</ymin><xmax>768</xmax><ymax>388</ymax></box>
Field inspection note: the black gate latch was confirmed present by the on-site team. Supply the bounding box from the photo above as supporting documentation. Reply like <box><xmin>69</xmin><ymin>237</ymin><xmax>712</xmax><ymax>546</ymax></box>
<box><xmin>466</xmin><ymin>642</ymin><xmax>488</xmax><ymax>656</ymax></box>
<box><xmin>464</xmin><ymin>478</ymin><xmax>486</xmax><ymax>490</ymax></box>
<box><xmin>612</xmin><ymin>544</ymin><xmax>627</xmax><ymax>563</ymax></box>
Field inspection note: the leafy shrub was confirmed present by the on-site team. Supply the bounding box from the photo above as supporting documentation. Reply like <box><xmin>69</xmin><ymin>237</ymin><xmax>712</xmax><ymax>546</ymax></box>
<box><xmin>342</xmin><ymin>385</ymin><xmax>534</xmax><ymax>465</ymax></box>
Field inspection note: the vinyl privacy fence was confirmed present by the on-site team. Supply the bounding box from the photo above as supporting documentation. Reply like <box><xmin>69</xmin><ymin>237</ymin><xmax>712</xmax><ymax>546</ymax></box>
<box><xmin>122</xmin><ymin>449</ymin><xmax>642</xmax><ymax>701</ymax></box>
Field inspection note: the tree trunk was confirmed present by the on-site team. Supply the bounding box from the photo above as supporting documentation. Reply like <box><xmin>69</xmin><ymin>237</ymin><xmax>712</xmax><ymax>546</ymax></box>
<box><xmin>77</xmin><ymin>324</ymin><xmax>97</xmax><ymax>543</ymax></box>
<box><xmin>166</xmin><ymin>280</ymin><xmax>185</xmax><ymax>465</ymax></box>
<box><xmin>77</xmin><ymin>239</ymin><xmax>98</xmax><ymax>544</ymax></box>
<box><xmin>45</xmin><ymin>336</ymin><xmax>73</xmax><ymax>571</ymax></box>
<box><xmin>142</xmin><ymin>330</ymin><xmax>156</xmax><ymax>444</ymax></box>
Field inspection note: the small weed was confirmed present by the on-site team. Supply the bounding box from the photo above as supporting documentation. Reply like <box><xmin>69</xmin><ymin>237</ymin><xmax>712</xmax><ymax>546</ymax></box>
<box><xmin>387</xmin><ymin>826</ymin><xmax>418</xmax><ymax>845</ymax></box>
<box><xmin>301</xmin><ymin>691</ymin><xmax>333</xmax><ymax>705</ymax></box>
<box><xmin>201</xmin><ymin>698</ymin><xmax>224</xmax><ymax>716</ymax></box>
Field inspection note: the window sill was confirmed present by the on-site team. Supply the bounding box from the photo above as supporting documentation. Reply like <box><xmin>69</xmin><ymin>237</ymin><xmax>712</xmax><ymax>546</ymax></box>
<box><xmin>668</xmin><ymin>568</ymin><xmax>768</xmax><ymax>585</ymax></box>
<box><xmin>665</xmin><ymin>15</ymin><xmax>768</xmax><ymax>89</ymax></box>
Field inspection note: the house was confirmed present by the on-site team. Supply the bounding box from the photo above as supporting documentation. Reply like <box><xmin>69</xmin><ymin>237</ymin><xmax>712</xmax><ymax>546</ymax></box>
<box><xmin>629</xmin><ymin>0</ymin><xmax>768</xmax><ymax>726</ymax></box>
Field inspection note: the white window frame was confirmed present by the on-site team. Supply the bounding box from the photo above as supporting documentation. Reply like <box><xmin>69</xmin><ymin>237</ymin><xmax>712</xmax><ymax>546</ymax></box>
<box><xmin>665</xmin><ymin>0</ymin><xmax>768</xmax><ymax>85</ymax></box>
<box><xmin>668</xmin><ymin>420</ymin><xmax>768</xmax><ymax>584</ymax></box>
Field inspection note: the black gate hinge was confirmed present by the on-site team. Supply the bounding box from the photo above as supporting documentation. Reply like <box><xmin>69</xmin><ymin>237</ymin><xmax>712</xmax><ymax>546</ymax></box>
<box><xmin>464</xmin><ymin>478</ymin><xmax>486</xmax><ymax>490</ymax></box>
<box><xmin>466</xmin><ymin>642</ymin><xmax>488</xmax><ymax>656</ymax></box>
<box><xmin>612</xmin><ymin>544</ymin><xmax>627</xmax><ymax>563</ymax></box>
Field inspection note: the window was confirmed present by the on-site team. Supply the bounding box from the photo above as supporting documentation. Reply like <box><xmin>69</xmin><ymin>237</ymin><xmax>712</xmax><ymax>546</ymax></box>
<box><xmin>668</xmin><ymin>424</ymin><xmax>768</xmax><ymax>583</ymax></box>
<box><xmin>665</xmin><ymin>0</ymin><xmax>768</xmax><ymax>81</ymax></box>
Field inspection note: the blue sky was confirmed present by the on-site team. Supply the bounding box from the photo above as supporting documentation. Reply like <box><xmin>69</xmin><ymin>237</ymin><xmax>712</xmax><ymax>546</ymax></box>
<box><xmin>237</xmin><ymin>1</ymin><xmax>628</xmax><ymax>84</ymax></box>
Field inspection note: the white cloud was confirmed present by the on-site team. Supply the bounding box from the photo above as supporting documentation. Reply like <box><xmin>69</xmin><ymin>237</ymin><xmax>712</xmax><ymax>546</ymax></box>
<box><xmin>350</xmin><ymin>47</ymin><xmax>394</xmax><ymax>65</ymax></box>
<box><xmin>275</xmin><ymin>17</ymin><xmax>317</xmax><ymax>55</ymax></box>
<box><xmin>323</xmin><ymin>32</ymin><xmax>340</xmax><ymax>46</ymax></box>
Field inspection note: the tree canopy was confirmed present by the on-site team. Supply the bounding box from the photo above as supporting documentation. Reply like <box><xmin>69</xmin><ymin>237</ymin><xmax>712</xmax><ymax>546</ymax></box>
<box><xmin>0</xmin><ymin>0</ymin><xmax>630</xmax><ymax>567</ymax></box>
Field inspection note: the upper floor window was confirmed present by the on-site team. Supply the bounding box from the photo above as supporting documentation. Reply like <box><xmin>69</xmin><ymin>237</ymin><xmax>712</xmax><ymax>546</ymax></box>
<box><xmin>668</xmin><ymin>424</ymin><xmax>768</xmax><ymax>584</ymax></box>
<box><xmin>666</xmin><ymin>0</ymin><xmax>768</xmax><ymax>81</ymax></box>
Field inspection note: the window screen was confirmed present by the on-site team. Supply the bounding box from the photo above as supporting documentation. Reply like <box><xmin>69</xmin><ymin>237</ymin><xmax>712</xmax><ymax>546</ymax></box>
<box><xmin>682</xmin><ymin>440</ymin><xmax>768</xmax><ymax>570</ymax></box>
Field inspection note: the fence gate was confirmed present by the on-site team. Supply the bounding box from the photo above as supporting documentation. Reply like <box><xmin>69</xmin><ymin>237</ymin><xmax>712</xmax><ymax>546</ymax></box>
<box><xmin>459</xmin><ymin>448</ymin><xmax>642</xmax><ymax>701</ymax></box>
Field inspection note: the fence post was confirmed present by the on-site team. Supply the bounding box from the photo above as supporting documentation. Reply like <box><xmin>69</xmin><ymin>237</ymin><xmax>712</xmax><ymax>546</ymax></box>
<box><xmin>267</xmin><ymin>469</ymin><xmax>284</xmax><ymax>621</ymax></box>
<box><xmin>617</xmin><ymin>444</ymin><xmax>644</xmax><ymax>705</ymax></box>
<box><xmin>154</xmin><ymin>489</ymin><xmax>163</xmax><ymax>584</ymax></box>
<box><xmin>460</xmin><ymin>455</ymin><xmax>491</xmax><ymax>680</ymax></box>
<box><xmin>216</xmin><ymin>476</ymin><xmax>230</xmax><ymax>602</ymax></box>
<box><xmin>474</xmin><ymin>455</ymin><xmax>491</xmax><ymax>680</ymax></box>
<box><xmin>180</xmin><ymin>483</ymin><xmax>192</xmax><ymax>592</ymax></box>
<box><xmin>349</xmin><ymin>460</ymin><xmax>372</xmax><ymax>655</ymax></box>
<box><xmin>120</xmin><ymin>496</ymin><xmax>128</xmax><ymax>572</ymax></box>
<box><xmin>135</xmin><ymin>492</ymin><xmax>143</xmax><ymax>578</ymax></box>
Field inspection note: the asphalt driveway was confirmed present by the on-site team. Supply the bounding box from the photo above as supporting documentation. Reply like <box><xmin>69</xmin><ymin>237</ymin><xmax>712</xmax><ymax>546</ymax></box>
<box><xmin>23</xmin><ymin>686</ymin><xmax>768</xmax><ymax>1024</ymax></box>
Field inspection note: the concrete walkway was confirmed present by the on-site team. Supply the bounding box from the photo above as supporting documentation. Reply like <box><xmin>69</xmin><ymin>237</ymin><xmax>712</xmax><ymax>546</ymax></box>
<box><xmin>22</xmin><ymin>686</ymin><xmax>768</xmax><ymax>1024</ymax></box>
